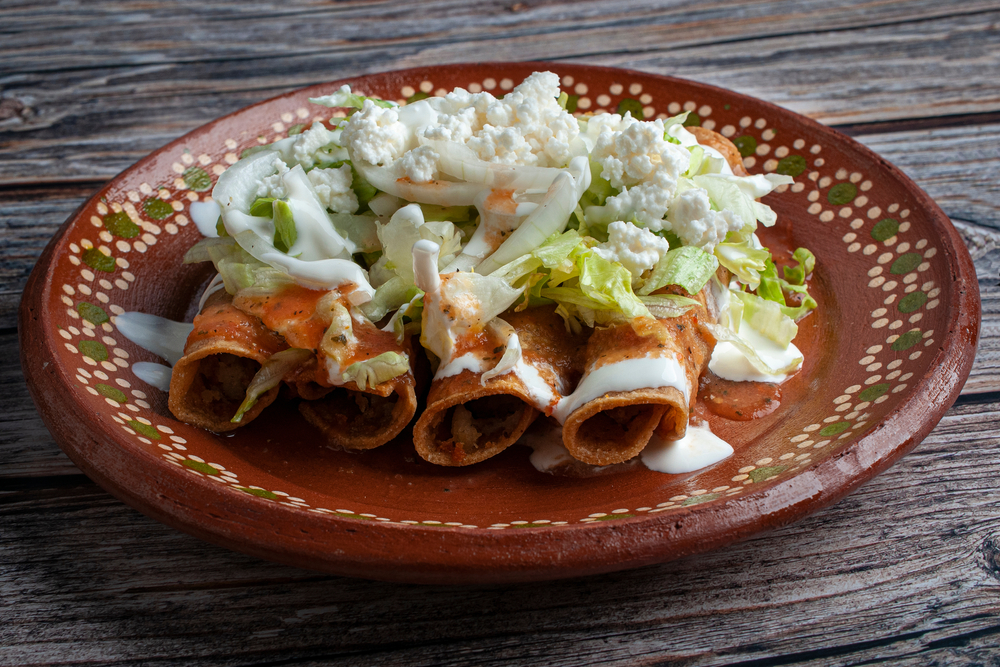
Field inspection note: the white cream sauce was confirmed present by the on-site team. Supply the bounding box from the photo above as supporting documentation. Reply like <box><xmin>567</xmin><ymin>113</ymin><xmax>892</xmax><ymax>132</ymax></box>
<box><xmin>552</xmin><ymin>355</ymin><xmax>689</xmax><ymax>424</ymax></box>
<box><xmin>281</xmin><ymin>165</ymin><xmax>356</xmax><ymax>260</ymax></box>
<box><xmin>434</xmin><ymin>352</ymin><xmax>487</xmax><ymax>380</ymax></box>
<box><xmin>511</xmin><ymin>358</ymin><xmax>557</xmax><ymax>412</ymax></box>
<box><xmin>260</xmin><ymin>253</ymin><xmax>374</xmax><ymax>301</ymax></box>
<box><xmin>131</xmin><ymin>361</ymin><xmax>173</xmax><ymax>391</ymax></box>
<box><xmin>709</xmin><ymin>324</ymin><xmax>803</xmax><ymax>383</ymax></box>
<box><xmin>528</xmin><ymin>433</ymin><xmax>576</xmax><ymax>472</ymax></box>
<box><xmin>189</xmin><ymin>200</ymin><xmax>222</xmax><ymax>237</ymax></box>
<box><xmin>523</xmin><ymin>417</ymin><xmax>733</xmax><ymax>476</ymax></box>
<box><xmin>641</xmin><ymin>421</ymin><xmax>734</xmax><ymax>474</ymax></box>
<box><xmin>115</xmin><ymin>312</ymin><xmax>193</xmax><ymax>366</ymax></box>
<box><xmin>707</xmin><ymin>277</ymin><xmax>803</xmax><ymax>383</ymax></box>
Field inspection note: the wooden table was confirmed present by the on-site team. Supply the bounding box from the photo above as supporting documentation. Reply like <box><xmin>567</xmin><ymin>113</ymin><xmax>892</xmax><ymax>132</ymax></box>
<box><xmin>3</xmin><ymin>1</ymin><xmax>999</xmax><ymax>664</ymax></box>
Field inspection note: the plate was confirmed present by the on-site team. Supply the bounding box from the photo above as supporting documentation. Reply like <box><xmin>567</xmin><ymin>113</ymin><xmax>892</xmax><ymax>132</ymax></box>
<box><xmin>20</xmin><ymin>62</ymin><xmax>979</xmax><ymax>584</ymax></box>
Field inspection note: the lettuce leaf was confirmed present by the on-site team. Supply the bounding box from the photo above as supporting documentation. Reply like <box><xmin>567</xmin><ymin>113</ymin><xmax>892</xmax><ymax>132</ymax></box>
<box><xmin>755</xmin><ymin>249</ymin><xmax>818</xmax><ymax>321</ymax></box>
<box><xmin>783</xmin><ymin>247</ymin><xmax>816</xmax><ymax>285</ymax></box>
<box><xmin>342</xmin><ymin>351</ymin><xmax>410</xmax><ymax>391</ymax></box>
<box><xmin>639</xmin><ymin>245</ymin><xmax>719</xmax><ymax>296</ymax></box>
<box><xmin>714</xmin><ymin>228</ymin><xmax>770</xmax><ymax>289</ymax></box>
<box><xmin>232</xmin><ymin>348</ymin><xmax>312</xmax><ymax>423</ymax></box>
<box><xmin>577</xmin><ymin>252</ymin><xmax>651</xmax><ymax>321</ymax></box>
<box><xmin>359</xmin><ymin>275</ymin><xmax>420</xmax><ymax>323</ymax></box>
<box><xmin>272</xmin><ymin>200</ymin><xmax>297</xmax><ymax>253</ymax></box>
<box><xmin>638</xmin><ymin>293</ymin><xmax>700</xmax><ymax>319</ymax></box>
<box><xmin>730</xmin><ymin>290</ymin><xmax>798</xmax><ymax>348</ymax></box>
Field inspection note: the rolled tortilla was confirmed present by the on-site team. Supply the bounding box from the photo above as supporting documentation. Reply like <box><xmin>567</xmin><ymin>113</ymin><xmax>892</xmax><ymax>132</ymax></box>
<box><xmin>233</xmin><ymin>284</ymin><xmax>419</xmax><ymax>450</ymax></box>
<box><xmin>561</xmin><ymin>291</ymin><xmax>716</xmax><ymax>466</ymax></box>
<box><xmin>169</xmin><ymin>290</ymin><xmax>286</xmax><ymax>431</ymax></box>
<box><xmin>296</xmin><ymin>327</ymin><xmax>419</xmax><ymax>451</ymax></box>
<box><xmin>414</xmin><ymin>305</ymin><xmax>587</xmax><ymax>466</ymax></box>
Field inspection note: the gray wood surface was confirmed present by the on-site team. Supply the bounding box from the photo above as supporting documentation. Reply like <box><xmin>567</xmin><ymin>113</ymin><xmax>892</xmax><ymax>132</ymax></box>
<box><xmin>3</xmin><ymin>1</ymin><xmax>999</xmax><ymax>665</ymax></box>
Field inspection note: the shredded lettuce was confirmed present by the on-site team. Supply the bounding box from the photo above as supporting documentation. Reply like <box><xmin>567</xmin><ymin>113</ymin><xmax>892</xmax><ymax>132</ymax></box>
<box><xmin>373</xmin><ymin>203</ymin><xmax>461</xmax><ymax>284</ymax></box>
<box><xmin>476</xmin><ymin>156</ymin><xmax>591</xmax><ymax>275</ymax></box>
<box><xmin>249</xmin><ymin>197</ymin><xmax>275</xmax><ymax>217</ymax></box>
<box><xmin>272</xmin><ymin>200</ymin><xmax>297</xmax><ymax>253</ymax></box>
<box><xmin>360</xmin><ymin>276</ymin><xmax>421</xmax><ymax>323</ymax></box>
<box><xmin>183</xmin><ymin>236</ymin><xmax>236</xmax><ymax>265</ymax></box>
<box><xmin>309</xmin><ymin>86</ymin><xmax>398</xmax><ymax>110</ymax></box>
<box><xmin>639</xmin><ymin>246</ymin><xmax>719</xmax><ymax>296</ymax></box>
<box><xmin>754</xmin><ymin>249</ymin><xmax>819</xmax><ymax>321</ymax></box>
<box><xmin>639</xmin><ymin>293</ymin><xmax>701</xmax><ymax>319</ymax></box>
<box><xmin>730</xmin><ymin>290</ymin><xmax>798</xmax><ymax>348</ymax></box>
<box><xmin>714</xmin><ymin>227</ymin><xmax>770</xmax><ymax>289</ymax></box>
<box><xmin>390</xmin><ymin>292</ymin><xmax>424</xmax><ymax>343</ymax></box>
<box><xmin>577</xmin><ymin>252</ymin><xmax>651</xmax><ymax>321</ymax></box>
<box><xmin>342</xmin><ymin>351</ymin><xmax>410</xmax><ymax>390</ymax></box>
<box><xmin>783</xmin><ymin>247</ymin><xmax>816</xmax><ymax>285</ymax></box>
<box><xmin>232</xmin><ymin>348</ymin><xmax>312</xmax><ymax>423</ymax></box>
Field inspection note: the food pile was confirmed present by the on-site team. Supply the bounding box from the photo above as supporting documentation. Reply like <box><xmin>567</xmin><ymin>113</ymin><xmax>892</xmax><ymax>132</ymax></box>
<box><xmin>172</xmin><ymin>72</ymin><xmax>815</xmax><ymax>467</ymax></box>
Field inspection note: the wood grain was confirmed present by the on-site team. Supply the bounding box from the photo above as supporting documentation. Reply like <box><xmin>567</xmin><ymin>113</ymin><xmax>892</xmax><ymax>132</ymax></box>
<box><xmin>3</xmin><ymin>400</ymin><xmax>999</xmax><ymax>665</ymax></box>
<box><xmin>3</xmin><ymin>3</ymin><xmax>1000</xmax><ymax>184</ymax></box>
<box><xmin>4</xmin><ymin>1</ymin><xmax>1000</xmax><ymax>664</ymax></box>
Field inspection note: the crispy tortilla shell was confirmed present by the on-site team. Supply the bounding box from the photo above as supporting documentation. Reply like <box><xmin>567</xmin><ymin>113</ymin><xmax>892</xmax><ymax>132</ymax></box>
<box><xmin>414</xmin><ymin>370</ymin><xmax>540</xmax><ymax>466</ymax></box>
<box><xmin>168</xmin><ymin>290</ymin><xmax>286</xmax><ymax>431</ymax></box>
<box><xmin>298</xmin><ymin>378</ymin><xmax>418</xmax><ymax>450</ymax></box>
<box><xmin>562</xmin><ymin>292</ymin><xmax>716</xmax><ymax>466</ymax></box>
<box><xmin>414</xmin><ymin>306</ymin><xmax>587</xmax><ymax>466</ymax></box>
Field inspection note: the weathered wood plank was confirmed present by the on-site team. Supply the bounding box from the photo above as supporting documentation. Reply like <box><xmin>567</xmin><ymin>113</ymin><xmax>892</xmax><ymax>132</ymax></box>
<box><xmin>953</xmin><ymin>221</ymin><xmax>1000</xmax><ymax>395</ymax></box>
<box><xmin>0</xmin><ymin>332</ymin><xmax>80</xmax><ymax>478</ymax></box>
<box><xmin>2</xmin><ymin>5</ymin><xmax>999</xmax><ymax>183</ymax></box>
<box><xmin>4</xmin><ymin>4</ymin><xmax>999</xmax><ymax>664</ymax></box>
<box><xmin>2</xmin><ymin>400</ymin><xmax>999</xmax><ymax>666</ymax></box>
<box><xmin>3</xmin><ymin>0</ymin><xmax>993</xmax><ymax>69</ymax></box>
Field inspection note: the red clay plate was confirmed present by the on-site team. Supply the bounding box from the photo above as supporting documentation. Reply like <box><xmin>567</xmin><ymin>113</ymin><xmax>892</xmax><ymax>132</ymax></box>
<box><xmin>20</xmin><ymin>63</ymin><xmax>979</xmax><ymax>584</ymax></box>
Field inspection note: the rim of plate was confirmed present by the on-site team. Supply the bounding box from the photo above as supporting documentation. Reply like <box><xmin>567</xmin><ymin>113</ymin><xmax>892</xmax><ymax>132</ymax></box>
<box><xmin>19</xmin><ymin>62</ymin><xmax>980</xmax><ymax>584</ymax></box>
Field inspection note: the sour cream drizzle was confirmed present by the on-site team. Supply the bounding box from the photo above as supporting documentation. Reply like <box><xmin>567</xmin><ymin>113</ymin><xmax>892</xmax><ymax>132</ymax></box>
<box><xmin>131</xmin><ymin>361</ymin><xmax>173</xmax><ymax>392</ymax></box>
<box><xmin>435</xmin><ymin>352</ymin><xmax>487</xmax><ymax>380</ymax></box>
<box><xmin>189</xmin><ymin>200</ymin><xmax>222</xmax><ymax>237</ymax></box>
<box><xmin>552</xmin><ymin>355</ymin><xmax>689</xmax><ymax>424</ymax></box>
<box><xmin>640</xmin><ymin>421</ymin><xmax>734</xmax><ymax>474</ymax></box>
<box><xmin>115</xmin><ymin>312</ymin><xmax>193</xmax><ymax>367</ymax></box>
<box><xmin>709</xmin><ymin>326</ymin><xmax>803</xmax><ymax>383</ymax></box>
<box><xmin>510</xmin><ymin>356</ymin><xmax>557</xmax><ymax>412</ymax></box>
<box><xmin>524</xmin><ymin>417</ymin><xmax>733</xmax><ymax>476</ymax></box>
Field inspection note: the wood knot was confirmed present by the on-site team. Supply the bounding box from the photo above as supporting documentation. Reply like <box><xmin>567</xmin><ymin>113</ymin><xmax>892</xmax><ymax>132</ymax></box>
<box><xmin>0</xmin><ymin>97</ymin><xmax>32</xmax><ymax>124</ymax></box>
<box><xmin>980</xmin><ymin>536</ymin><xmax>1000</xmax><ymax>581</ymax></box>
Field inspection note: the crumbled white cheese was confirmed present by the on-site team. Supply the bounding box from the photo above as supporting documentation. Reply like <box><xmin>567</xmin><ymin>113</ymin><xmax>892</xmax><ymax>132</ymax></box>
<box><xmin>256</xmin><ymin>157</ymin><xmax>290</xmax><ymax>200</ymax></box>
<box><xmin>598</xmin><ymin>169</ymin><xmax>679</xmax><ymax>232</ymax></box>
<box><xmin>340</xmin><ymin>100</ymin><xmax>409</xmax><ymax>165</ymax></box>
<box><xmin>590</xmin><ymin>116</ymin><xmax>689</xmax><ymax>189</ymax></box>
<box><xmin>666</xmin><ymin>188</ymin><xmax>743</xmax><ymax>250</ymax></box>
<box><xmin>594</xmin><ymin>220</ymin><xmax>672</xmax><ymax>279</ymax></box>
<box><xmin>419</xmin><ymin>106</ymin><xmax>476</xmax><ymax>144</ymax></box>
<box><xmin>307</xmin><ymin>164</ymin><xmax>358</xmax><ymax>214</ymax></box>
<box><xmin>341</xmin><ymin>71</ymin><xmax>580</xmax><ymax>174</ymax></box>
<box><xmin>396</xmin><ymin>145</ymin><xmax>440</xmax><ymax>183</ymax></box>
<box><xmin>292</xmin><ymin>121</ymin><xmax>337</xmax><ymax>169</ymax></box>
